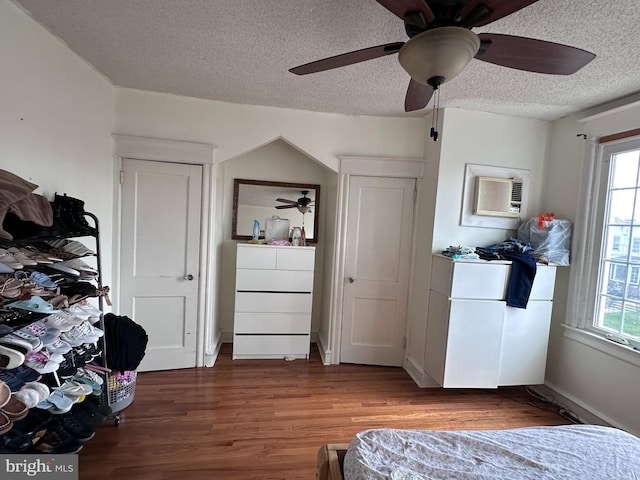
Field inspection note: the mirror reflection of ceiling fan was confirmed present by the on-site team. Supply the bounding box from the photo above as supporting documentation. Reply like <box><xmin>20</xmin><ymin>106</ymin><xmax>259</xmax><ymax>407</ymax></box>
<box><xmin>289</xmin><ymin>0</ymin><xmax>596</xmax><ymax>139</ymax></box>
<box><xmin>276</xmin><ymin>190</ymin><xmax>314</xmax><ymax>214</ymax></box>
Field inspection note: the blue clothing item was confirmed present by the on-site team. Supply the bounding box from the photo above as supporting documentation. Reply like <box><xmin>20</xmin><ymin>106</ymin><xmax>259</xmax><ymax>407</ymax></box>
<box><xmin>502</xmin><ymin>251</ymin><xmax>537</xmax><ymax>308</ymax></box>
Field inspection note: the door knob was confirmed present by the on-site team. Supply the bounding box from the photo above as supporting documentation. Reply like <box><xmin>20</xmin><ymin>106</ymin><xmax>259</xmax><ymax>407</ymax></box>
<box><xmin>346</xmin><ymin>276</ymin><xmax>355</xmax><ymax>283</ymax></box>
<box><xmin>184</xmin><ymin>274</ymin><xmax>194</xmax><ymax>281</ymax></box>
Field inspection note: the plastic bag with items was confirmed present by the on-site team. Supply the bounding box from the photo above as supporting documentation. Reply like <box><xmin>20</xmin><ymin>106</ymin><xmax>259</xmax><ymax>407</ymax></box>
<box><xmin>517</xmin><ymin>212</ymin><xmax>572</xmax><ymax>265</ymax></box>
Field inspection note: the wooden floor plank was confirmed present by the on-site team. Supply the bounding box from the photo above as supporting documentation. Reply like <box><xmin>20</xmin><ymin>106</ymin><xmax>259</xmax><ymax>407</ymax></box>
<box><xmin>78</xmin><ymin>344</ymin><xmax>570</xmax><ymax>479</ymax></box>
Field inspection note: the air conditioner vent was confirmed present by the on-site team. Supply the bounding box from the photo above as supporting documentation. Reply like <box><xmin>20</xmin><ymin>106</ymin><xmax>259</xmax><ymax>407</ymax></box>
<box><xmin>474</xmin><ymin>176</ymin><xmax>524</xmax><ymax>218</ymax></box>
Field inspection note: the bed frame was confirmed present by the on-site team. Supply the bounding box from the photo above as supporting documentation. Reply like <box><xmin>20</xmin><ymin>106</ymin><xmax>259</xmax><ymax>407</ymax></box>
<box><xmin>316</xmin><ymin>444</ymin><xmax>348</xmax><ymax>480</ymax></box>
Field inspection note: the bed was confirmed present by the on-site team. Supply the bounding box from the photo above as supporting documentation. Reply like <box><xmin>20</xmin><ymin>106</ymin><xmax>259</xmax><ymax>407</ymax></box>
<box><xmin>316</xmin><ymin>424</ymin><xmax>640</xmax><ymax>480</ymax></box>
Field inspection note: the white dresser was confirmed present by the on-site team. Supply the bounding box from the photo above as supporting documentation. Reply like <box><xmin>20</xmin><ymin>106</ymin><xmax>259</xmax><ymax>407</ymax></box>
<box><xmin>233</xmin><ymin>243</ymin><xmax>315</xmax><ymax>360</ymax></box>
<box><xmin>425</xmin><ymin>254</ymin><xmax>557</xmax><ymax>388</ymax></box>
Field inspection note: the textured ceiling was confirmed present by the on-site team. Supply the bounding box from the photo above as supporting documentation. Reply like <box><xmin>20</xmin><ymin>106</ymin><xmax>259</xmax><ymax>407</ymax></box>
<box><xmin>12</xmin><ymin>0</ymin><xmax>640</xmax><ymax>120</ymax></box>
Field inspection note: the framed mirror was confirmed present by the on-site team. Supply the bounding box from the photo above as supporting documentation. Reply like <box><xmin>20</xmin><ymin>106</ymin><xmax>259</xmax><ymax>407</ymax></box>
<box><xmin>232</xmin><ymin>179</ymin><xmax>320</xmax><ymax>243</ymax></box>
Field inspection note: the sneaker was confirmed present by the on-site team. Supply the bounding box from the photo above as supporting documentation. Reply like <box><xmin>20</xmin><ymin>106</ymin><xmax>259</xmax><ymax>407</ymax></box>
<box><xmin>45</xmin><ymin>338</ymin><xmax>72</xmax><ymax>355</ymax></box>
<box><xmin>12</xmin><ymin>408</ymin><xmax>52</xmax><ymax>437</ymax></box>
<box><xmin>57</xmin><ymin>412</ymin><xmax>95</xmax><ymax>442</ymax></box>
<box><xmin>60</xmin><ymin>322</ymin><xmax>101</xmax><ymax>347</ymax></box>
<box><xmin>6</xmin><ymin>329</ymin><xmax>44</xmax><ymax>353</ymax></box>
<box><xmin>23</xmin><ymin>351</ymin><xmax>59</xmax><ymax>374</ymax></box>
<box><xmin>68</xmin><ymin>300</ymin><xmax>101</xmax><ymax>318</ymax></box>
<box><xmin>31</xmin><ymin>419</ymin><xmax>83</xmax><ymax>454</ymax></box>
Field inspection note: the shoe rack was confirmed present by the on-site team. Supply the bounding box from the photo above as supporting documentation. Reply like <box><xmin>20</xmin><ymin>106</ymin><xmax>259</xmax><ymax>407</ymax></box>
<box><xmin>0</xmin><ymin>197</ymin><xmax>116</xmax><ymax>454</ymax></box>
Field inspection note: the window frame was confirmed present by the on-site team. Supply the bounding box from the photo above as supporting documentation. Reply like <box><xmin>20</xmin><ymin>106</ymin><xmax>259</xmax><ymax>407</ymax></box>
<box><xmin>571</xmin><ymin>136</ymin><xmax>640</xmax><ymax>344</ymax></box>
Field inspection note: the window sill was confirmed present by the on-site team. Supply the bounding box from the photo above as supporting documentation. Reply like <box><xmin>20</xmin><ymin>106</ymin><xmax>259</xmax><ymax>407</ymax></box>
<box><xmin>562</xmin><ymin>325</ymin><xmax>640</xmax><ymax>367</ymax></box>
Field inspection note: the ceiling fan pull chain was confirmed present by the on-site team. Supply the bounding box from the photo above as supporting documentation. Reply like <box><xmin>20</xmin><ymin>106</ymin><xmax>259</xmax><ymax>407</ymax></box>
<box><xmin>430</xmin><ymin>87</ymin><xmax>440</xmax><ymax>142</ymax></box>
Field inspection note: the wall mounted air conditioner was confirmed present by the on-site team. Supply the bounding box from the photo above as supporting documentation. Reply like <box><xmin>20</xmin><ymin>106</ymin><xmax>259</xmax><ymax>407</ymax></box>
<box><xmin>473</xmin><ymin>176</ymin><xmax>523</xmax><ymax>217</ymax></box>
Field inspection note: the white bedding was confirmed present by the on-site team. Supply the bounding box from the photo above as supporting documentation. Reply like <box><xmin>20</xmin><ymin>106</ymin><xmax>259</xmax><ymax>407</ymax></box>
<box><xmin>343</xmin><ymin>425</ymin><xmax>640</xmax><ymax>480</ymax></box>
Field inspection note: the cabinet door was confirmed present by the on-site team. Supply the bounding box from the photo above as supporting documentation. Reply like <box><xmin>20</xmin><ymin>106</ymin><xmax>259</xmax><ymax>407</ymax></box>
<box><xmin>498</xmin><ymin>301</ymin><xmax>553</xmax><ymax>385</ymax></box>
<box><xmin>443</xmin><ymin>300</ymin><xmax>505</xmax><ymax>388</ymax></box>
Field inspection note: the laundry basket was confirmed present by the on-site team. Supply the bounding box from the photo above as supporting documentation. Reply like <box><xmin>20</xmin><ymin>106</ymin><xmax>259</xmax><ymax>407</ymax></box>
<box><xmin>105</xmin><ymin>370</ymin><xmax>137</xmax><ymax>425</ymax></box>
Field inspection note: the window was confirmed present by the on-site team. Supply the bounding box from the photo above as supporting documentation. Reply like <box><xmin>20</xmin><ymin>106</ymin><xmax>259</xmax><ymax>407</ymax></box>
<box><xmin>591</xmin><ymin>143</ymin><xmax>640</xmax><ymax>343</ymax></box>
<box><xmin>612</xmin><ymin>235</ymin><xmax>621</xmax><ymax>251</ymax></box>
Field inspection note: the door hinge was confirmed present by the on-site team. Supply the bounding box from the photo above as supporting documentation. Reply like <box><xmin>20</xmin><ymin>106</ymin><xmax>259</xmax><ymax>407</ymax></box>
<box><xmin>119</xmin><ymin>170</ymin><xmax>124</xmax><ymax>185</ymax></box>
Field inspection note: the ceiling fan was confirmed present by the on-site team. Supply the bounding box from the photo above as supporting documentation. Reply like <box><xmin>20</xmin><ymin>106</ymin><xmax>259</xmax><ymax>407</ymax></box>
<box><xmin>276</xmin><ymin>190</ymin><xmax>314</xmax><ymax>214</ymax></box>
<box><xmin>289</xmin><ymin>0</ymin><xmax>596</xmax><ymax>117</ymax></box>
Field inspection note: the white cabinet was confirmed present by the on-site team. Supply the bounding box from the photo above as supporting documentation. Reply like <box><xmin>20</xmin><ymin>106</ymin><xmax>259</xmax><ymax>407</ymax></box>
<box><xmin>425</xmin><ymin>254</ymin><xmax>556</xmax><ymax>388</ymax></box>
<box><xmin>233</xmin><ymin>243</ymin><xmax>315</xmax><ymax>359</ymax></box>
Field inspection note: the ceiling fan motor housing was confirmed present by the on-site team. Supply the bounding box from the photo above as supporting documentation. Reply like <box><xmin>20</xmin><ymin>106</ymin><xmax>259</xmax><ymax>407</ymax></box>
<box><xmin>398</xmin><ymin>27</ymin><xmax>480</xmax><ymax>86</ymax></box>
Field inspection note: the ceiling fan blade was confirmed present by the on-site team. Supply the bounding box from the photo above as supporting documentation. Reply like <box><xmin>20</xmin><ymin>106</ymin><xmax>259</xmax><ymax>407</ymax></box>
<box><xmin>475</xmin><ymin>34</ymin><xmax>596</xmax><ymax>75</ymax></box>
<box><xmin>376</xmin><ymin>0</ymin><xmax>435</xmax><ymax>24</ymax></box>
<box><xmin>460</xmin><ymin>0</ymin><xmax>539</xmax><ymax>28</ymax></box>
<box><xmin>289</xmin><ymin>43</ymin><xmax>404</xmax><ymax>75</ymax></box>
<box><xmin>405</xmin><ymin>79</ymin><xmax>433</xmax><ymax>112</ymax></box>
<box><xmin>276</xmin><ymin>198</ymin><xmax>298</xmax><ymax>205</ymax></box>
<box><xmin>275</xmin><ymin>205</ymin><xmax>297</xmax><ymax>209</ymax></box>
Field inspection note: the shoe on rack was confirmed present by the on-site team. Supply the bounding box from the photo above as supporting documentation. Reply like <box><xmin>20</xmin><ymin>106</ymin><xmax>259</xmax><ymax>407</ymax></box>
<box><xmin>0</xmin><ymin>427</ymin><xmax>32</xmax><ymax>452</ymax></box>
<box><xmin>0</xmin><ymin>344</ymin><xmax>25</xmax><ymax>370</ymax></box>
<box><xmin>6</xmin><ymin>329</ymin><xmax>44</xmax><ymax>353</ymax></box>
<box><xmin>12</xmin><ymin>408</ymin><xmax>52</xmax><ymax>438</ymax></box>
<box><xmin>0</xmin><ymin>250</ymin><xmax>23</xmax><ymax>270</ymax></box>
<box><xmin>57</xmin><ymin>411</ymin><xmax>95</xmax><ymax>442</ymax></box>
<box><xmin>30</xmin><ymin>418</ymin><xmax>83</xmax><ymax>454</ymax></box>
<box><xmin>0</xmin><ymin>410</ymin><xmax>13</xmax><ymax>435</ymax></box>
<box><xmin>6</xmin><ymin>296</ymin><xmax>61</xmax><ymax>314</ymax></box>
<box><xmin>1</xmin><ymin>394</ymin><xmax>29</xmax><ymax>421</ymax></box>
<box><xmin>45</xmin><ymin>338</ymin><xmax>72</xmax><ymax>355</ymax></box>
<box><xmin>23</xmin><ymin>351</ymin><xmax>59</xmax><ymax>374</ymax></box>
<box><xmin>0</xmin><ymin>334</ymin><xmax>34</xmax><ymax>355</ymax></box>
<box><xmin>6</xmin><ymin>247</ymin><xmax>38</xmax><ymax>266</ymax></box>
<box><xmin>10</xmin><ymin>364</ymin><xmax>41</xmax><ymax>382</ymax></box>
<box><xmin>0</xmin><ymin>380</ymin><xmax>9</xmax><ymax>408</ymax></box>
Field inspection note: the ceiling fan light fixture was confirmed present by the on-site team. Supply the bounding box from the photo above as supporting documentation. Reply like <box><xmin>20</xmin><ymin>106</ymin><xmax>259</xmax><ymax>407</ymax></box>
<box><xmin>398</xmin><ymin>27</ymin><xmax>480</xmax><ymax>86</ymax></box>
<box><xmin>297</xmin><ymin>206</ymin><xmax>311</xmax><ymax>214</ymax></box>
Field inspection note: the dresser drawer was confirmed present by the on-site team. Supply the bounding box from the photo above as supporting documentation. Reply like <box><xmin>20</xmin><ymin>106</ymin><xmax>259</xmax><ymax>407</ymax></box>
<box><xmin>235</xmin><ymin>292</ymin><xmax>312</xmax><ymax>313</ymax></box>
<box><xmin>451</xmin><ymin>263</ymin><xmax>509</xmax><ymax>299</ymax></box>
<box><xmin>235</xmin><ymin>269</ymin><xmax>313</xmax><ymax>292</ymax></box>
<box><xmin>234</xmin><ymin>313</ymin><xmax>311</xmax><ymax>334</ymax></box>
<box><xmin>232</xmin><ymin>334</ymin><xmax>310</xmax><ymax>358</ymax></box>
<box><xmin>236</xmin><ymin>245</ymin><xmax>276</xmax><ymax>269</ymax></box>
<box><xmin>276</xmin><ymin>247</ymin><xmax>315</xmax><ymax>270</ymax></box>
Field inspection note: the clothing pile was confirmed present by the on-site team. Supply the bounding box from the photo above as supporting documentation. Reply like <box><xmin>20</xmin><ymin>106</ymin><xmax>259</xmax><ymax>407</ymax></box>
<box><xmin>442</xmin><ymin>245</ymin><xmax>479</xmax><ymax>260</ymax></box>
<box><xmin>477</xmin><ymin>237</ymin><xmax>537</xmax><ymax>309</ymax></box>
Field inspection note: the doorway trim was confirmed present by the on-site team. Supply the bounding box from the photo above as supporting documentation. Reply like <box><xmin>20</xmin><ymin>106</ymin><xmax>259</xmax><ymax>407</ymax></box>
<box><xmin>112</xmin><ymin>134</ymin><xmax>217</xmax><ymax>367</ymax></box>
<box><xmin>326</xmin><ymin>156</ymin><xmax>424</xmax><ymax>365</ymax></box>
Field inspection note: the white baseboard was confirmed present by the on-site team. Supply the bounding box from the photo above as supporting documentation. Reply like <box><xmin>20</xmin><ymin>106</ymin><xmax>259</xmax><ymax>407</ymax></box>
<box><xmin>404</xmin><ymin>355</ymin><xmax>439</xmax><ymax>388</ymax></box>
<box><xmin>315</xmin><ymin>333</ymin><xmax>332</xmax><ymax>365</ymax></box>
<box><xmin>532</xmin><ymin>383</ymin><xmax>617</xmax><ymax>429</ymax></box>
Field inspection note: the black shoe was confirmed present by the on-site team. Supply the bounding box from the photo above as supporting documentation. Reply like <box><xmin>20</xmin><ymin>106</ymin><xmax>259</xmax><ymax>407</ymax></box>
<box><xmin>12</xmin><ymin>408</ymin><xmax>53</xmax><ymax>438</ymax></box>
<box><xmin>74</xmin><ymin>401</ymin><xmax>107</xmax><ymax>428</ymax></box>
<box><xmin>80</xmin><ymin>394</ymin><xmax>112</xmax><ymax>417</ymax></box>
<box><xmin>0</xmin><ymin>428</ymin><xmax>33</xmax><ymax>452</ymax></box>
<box><xmin>31</xmin><ymin>419</ymin><xmax>83</xmax><ymax>454</ymax></box>
<box><xmin>57</xmin><ymin>412</ymin><xmax>95</xmax><ymax>442</ymax></box>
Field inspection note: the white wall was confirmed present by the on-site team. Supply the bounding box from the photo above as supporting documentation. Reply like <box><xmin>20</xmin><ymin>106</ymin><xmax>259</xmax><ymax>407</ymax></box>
<box><xmin>432</xmin><ymin>108</ymin><xmax>550</xmax><ymax>251</ymax></box>
<box><xmin>543</xmin><ymin>102</ymin><xmax>640</xmax><ymax>436</ymax></box>
<box><xmin>217</xmin><ymin>139</ymin><xmax>334</xmax><ymax>337</ymax></box>
<box><xmin>405</xmin><ymin>108</ymin><xmax>551</xmax><ymax>385</ymax></box>
<box><xmin>114</xmin><ymin>90</ymin><xmax>426</xmax><ymax>353</ymax></box>
<box><xmin>114</xmin><ymin>88</ymin><xmax>425</xmax><ymax>170</ymax></box>
<box><xmin>0</xmin><ymin>1</ymin><xmax>115</xmax><ymax>286</ymax></box>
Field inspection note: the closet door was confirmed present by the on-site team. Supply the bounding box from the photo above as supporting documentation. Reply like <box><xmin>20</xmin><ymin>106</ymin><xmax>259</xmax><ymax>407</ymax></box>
<box><xmin>120</xmin><ymin>158</ymin><xmax>202</xmax><ymax>371</ymax></box>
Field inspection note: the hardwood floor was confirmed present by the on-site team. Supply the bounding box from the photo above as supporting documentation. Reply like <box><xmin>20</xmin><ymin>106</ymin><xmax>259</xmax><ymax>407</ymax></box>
<box><xmin>79</xmin><ymin>344</ymin><xmax>570</xmax><ymax>479</ymax></box>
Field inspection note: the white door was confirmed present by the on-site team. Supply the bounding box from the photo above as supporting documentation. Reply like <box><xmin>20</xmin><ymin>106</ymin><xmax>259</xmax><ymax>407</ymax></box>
<box><xmin>340</xmin><ymin>176</ymin><xmax>415</xmax><ymax>366</ymax></box>
<box><xmin>120</xmin><ymin>158</ymin><xmax>202</xmax><ymax>371</ymax></box>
